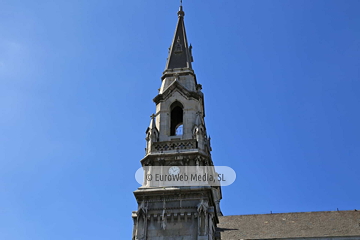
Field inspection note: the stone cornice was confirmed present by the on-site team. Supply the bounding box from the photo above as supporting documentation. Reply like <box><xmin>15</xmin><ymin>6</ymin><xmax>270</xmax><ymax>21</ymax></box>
<box><xmin>140</xmin><ymin>151</ymin><xmax>212</xmax><ymax>166</ymax></box>
<box><xmin>161</xmin><ymin>68</ymin><xmax>197</xmax><ymax>82</ymax></box>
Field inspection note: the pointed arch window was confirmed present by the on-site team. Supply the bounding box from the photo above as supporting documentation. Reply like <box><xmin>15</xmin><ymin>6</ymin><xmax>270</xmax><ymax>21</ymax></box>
<box><xmin>170</xmin><ymin>101</ymin><xmax>183</xmax><ymax>136</ymax></box>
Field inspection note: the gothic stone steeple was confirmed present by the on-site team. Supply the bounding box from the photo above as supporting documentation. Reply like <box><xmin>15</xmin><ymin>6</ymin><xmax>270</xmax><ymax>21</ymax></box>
<box><xmin>132</xmin><ymin>5</ymin><xmax>222</xmax><ymax>240</ymax></box>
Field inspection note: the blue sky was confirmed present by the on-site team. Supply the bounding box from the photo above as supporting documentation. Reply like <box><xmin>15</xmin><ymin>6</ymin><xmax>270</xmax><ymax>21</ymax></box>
<box><xmin>1</xmin><ymin>0</ymin><xmax>359</xmax><ymax>239</ymax></box>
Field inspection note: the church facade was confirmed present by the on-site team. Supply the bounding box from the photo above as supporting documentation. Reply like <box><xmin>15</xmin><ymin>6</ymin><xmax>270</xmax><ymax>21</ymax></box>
<box><xmin>132</xmin><ymin>5</ymin><xmax>360</xmax><ymax>240</ymax></box>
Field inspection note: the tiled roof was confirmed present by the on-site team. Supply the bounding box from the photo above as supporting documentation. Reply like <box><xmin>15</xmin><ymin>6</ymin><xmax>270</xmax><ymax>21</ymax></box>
<box><xmin>218</xmin><ymin>210</ymin><xmax>360</xmax><ymax>239</ymax></box>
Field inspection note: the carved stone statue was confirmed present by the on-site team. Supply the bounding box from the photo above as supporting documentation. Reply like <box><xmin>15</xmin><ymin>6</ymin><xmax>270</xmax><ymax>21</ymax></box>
<box><xmin>161</xmin><ymin>209</ymin><xmax>167</xmax><ymax>230</ymax></box>
<box><xmin>197</xmin><ymin>199</ymin><xmax>209</xmax><ymax>236</ymax></box>
<box><xmin>161</xmin><ymin>199</ymin><xmax>167</xmax><ymax>230</ymax></box>
<box><xmin>136</xmin><ymin>200</ymin><xmax>148</xmax><ymax>239</ymax></box>
<box><xmin>197</xmin><ymin>199</ymin><xmax>209</xmax><ymax>214</ymax></box>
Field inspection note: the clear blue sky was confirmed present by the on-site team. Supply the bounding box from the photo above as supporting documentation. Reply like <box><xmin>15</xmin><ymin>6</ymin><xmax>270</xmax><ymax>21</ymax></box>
<box><xmin>1</xmin><ymin>0</ymin><xmax>359</xmax><ymax>239</ymax></box>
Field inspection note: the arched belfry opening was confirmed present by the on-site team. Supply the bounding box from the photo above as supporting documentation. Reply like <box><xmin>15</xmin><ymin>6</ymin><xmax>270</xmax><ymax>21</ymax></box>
<box><xmin>170</xmin><ymin>101</ymin><xmax>184</xmax><ymax>136</ymax></box>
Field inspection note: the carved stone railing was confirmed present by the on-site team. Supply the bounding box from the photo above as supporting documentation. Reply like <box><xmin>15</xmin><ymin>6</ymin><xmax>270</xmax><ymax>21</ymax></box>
<box><xmin>152</xmin><ymin>139</ymin><xmax>197</xmax><ymax>152</ymax></box>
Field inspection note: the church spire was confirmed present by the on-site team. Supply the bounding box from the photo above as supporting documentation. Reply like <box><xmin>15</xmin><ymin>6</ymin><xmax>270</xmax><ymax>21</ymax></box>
<box><xmin>132</xmin><ymin>4</ymin><xmax>222</xmax><ymax>239</ymax></box>
<box><xmin>165</xmin><ymin>3</ymin><xmax>193</xmax><ymax>71</ymax></box>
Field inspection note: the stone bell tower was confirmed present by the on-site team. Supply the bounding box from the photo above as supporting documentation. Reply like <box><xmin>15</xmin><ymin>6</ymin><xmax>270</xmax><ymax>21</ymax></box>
<box><xmin>132</xmin><ymin>4</ymin><xmax>222</xmax><ymax>240</ymax></box>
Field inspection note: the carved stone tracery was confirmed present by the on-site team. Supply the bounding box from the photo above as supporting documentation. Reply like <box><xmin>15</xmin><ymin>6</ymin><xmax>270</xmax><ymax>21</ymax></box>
<box><xmin>152</xmin><ymin>139</ymin><xmax>197</xmax><ymax>152</ymax></box>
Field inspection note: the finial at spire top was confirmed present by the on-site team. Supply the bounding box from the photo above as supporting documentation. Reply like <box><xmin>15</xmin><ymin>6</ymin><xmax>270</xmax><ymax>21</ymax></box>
<box><xmin>178</xmin><ymin>0</ymin><xmax>184</xmax><ymax>17</ymax></box>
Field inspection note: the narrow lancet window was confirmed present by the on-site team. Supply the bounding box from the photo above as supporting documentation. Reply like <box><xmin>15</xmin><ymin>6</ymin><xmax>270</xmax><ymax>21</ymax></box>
<box><xmin>170</xmin><ymin>101</ymin><xmax>183</xmax><ymax>136</ymax></box>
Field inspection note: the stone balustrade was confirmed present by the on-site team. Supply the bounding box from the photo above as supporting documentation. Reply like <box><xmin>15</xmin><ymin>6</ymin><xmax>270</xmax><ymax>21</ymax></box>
<box><xmin>152</xmin><ymin>139</ymin><xmax>197</xmax><ymax>152</ymax></box>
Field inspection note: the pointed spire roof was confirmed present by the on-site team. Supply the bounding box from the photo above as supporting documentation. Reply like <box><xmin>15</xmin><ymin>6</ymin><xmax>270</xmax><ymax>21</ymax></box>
<box><xmin>165</xmin><ymin>5</ymin><xmax>193</xmax><ymax>71</ymax></box>
<box><xmin>149</xmin><ymin>114</ymin><xmax>156</xmax><ymax>129</ymax></box>
<box><xmin>146</xmin><ymin>114</ymin><xmax>157</xmax><ymax>134</ymax></box>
